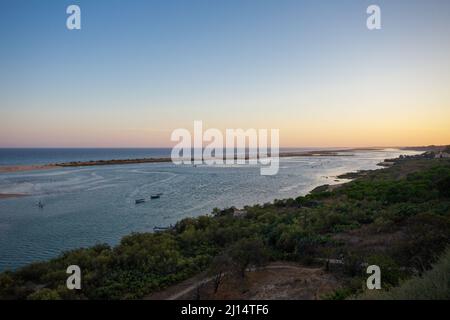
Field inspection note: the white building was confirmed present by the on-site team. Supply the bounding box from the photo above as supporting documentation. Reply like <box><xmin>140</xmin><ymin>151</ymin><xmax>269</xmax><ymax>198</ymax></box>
<box><xmin>435</xmin><ymin>151</ymin><xmax>450</xmax><ymax>159</ymax></box>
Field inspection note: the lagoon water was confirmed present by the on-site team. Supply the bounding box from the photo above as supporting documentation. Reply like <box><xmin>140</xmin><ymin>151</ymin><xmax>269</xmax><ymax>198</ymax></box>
<box><xmin>0</xmin><ymin>149</ymin><xmax>418</xmax><ymax>271</ymax></box>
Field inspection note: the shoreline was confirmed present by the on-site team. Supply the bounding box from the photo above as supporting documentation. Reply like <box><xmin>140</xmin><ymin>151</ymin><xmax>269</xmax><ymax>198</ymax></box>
<box><xmin>55</xmin><ymin>149</ymin><xmax>353</xmax><ymax>168</ymax></box>
<box><xmin>3</xmin><ymin>152</ymin><xmax>445</xmax><ymax>300</ymax></box>
<box><xmin>0</xmin><ymin>164</ymin><xmax>58</xmax><ymax>174</ymax></box>
<box><xmin>0</xmin><ymin>149</ymin><xmax>421</xmax><ymax>202</ymax></box>
<box><xmin>0</xmin><ymin>148</ymin><xmax>383</xmax><ymax>174</ymax></box>
<box><xmin>0</xmin><ymin>193</ymin><xmax>27</xmax><ymax>199</ymax></box>
<box><xmin>0</xmin><ymin>153</ymin><xmax>389</xmax><ymax>267</ymax></box>
<box><xmin>2</xmin><ymin>146</ymin><xmax>433</xmax><ymax>174</ymax></box>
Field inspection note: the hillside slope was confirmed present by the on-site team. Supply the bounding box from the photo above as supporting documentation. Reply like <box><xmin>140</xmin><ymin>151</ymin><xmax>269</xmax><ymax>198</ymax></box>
<box><xmin>0</xmin><ymin>155</ymin><xmax>449</xmax><ymax>300</ymax></box>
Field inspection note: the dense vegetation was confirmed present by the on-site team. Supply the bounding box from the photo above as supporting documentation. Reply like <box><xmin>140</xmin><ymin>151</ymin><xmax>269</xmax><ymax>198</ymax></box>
<box><xmin>358</xmin><ymin>248</ymin><xmax>450</xmax><ymax>300</ymax></box>
<box><xmin>0</xmin><ymin>155</ymin><xmax>449</xmax><ymax>300</ymax></box>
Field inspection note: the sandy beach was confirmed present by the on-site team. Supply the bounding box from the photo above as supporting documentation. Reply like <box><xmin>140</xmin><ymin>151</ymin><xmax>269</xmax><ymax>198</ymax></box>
<box><xmin>0</xmin><ymin>193</ymin><xmax>27</xmax><ymax>199</ymax></box>
<box><xmin>0</xmin><ymin>148</ymin><xmax>388</xmax><ymax>174</ymax></box>
<box><xmin>0</xmin><ymin>150</ymin><xmax>354</xmax><ymax>173</ymax></box>
<box><xmin>0</xmin><ymin>164</ymin><xmax>57</xmax><ymax>174</ymax></box>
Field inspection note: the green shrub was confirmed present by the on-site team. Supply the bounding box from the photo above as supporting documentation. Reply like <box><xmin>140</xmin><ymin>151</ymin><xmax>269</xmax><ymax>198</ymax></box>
<box><xmin>358</xmin><ymin>248</ymin><xmax>450</xmax><ymax>299</ymax></box>
<box><xmin>366</xmin><ymin>254</ymin><xmax>405</xmax><ymax>287</ymax></box>
<box><xmin>437</xmin><ymin>176</ymin><xmax>450</xmax><ymax>198</ymax></box>
<box><xmin>27</xmin><ymin>288</ymin><xmax>61</xmax><ymax>300</ymax></box>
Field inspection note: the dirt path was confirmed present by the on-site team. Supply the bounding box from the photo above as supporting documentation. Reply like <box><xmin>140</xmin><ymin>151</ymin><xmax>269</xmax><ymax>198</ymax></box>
<box><xmin>145</xmin><ymin>262</ymin><xmax>341</xmax><ymax>300</ymax></box>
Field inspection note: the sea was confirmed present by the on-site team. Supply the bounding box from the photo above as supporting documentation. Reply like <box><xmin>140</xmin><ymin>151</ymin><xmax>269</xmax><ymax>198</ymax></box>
<box><xmin>0</xmin><ymin>148</ymin><xmax>420</xmax><ymax>271</ymax></box>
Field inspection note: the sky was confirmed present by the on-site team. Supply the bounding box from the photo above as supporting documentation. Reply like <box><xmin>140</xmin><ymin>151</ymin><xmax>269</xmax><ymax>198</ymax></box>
<box><xmin>0</xmin><ymin>0</ymin><xmax>449</xmax><ymax>148</ymax></box>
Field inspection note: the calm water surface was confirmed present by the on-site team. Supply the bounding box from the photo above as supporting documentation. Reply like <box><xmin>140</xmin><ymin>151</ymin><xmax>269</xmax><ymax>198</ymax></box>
<box><xmin>0</xmin><ymin>149</ymin><xmax>418</xmax><ymax>270</ymax></box>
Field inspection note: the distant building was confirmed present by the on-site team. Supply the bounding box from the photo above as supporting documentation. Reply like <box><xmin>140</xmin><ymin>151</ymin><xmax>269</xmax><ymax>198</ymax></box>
<box><xmin>232</xmin><ymin>208</ymin><xmax>247</xmax><ymax>218</ymax></box>
<box><xmin>435</xmin><ymin>151</ymin><xmax>450</xmax><ymax>159</ymax></box>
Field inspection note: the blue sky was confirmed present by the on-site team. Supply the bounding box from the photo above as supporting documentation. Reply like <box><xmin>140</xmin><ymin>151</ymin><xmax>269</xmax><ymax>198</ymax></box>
<box><xmin>1</xmin><ymin>0</ymin><xmax>449</xmax><ymax>147</ymax></box>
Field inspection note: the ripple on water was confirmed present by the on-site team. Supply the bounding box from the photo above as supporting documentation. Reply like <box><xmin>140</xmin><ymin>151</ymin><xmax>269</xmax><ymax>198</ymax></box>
<box><xmin>0</xmin><ymin>150</ymin><xmax>421</xmax><ymax>270</ymax></box>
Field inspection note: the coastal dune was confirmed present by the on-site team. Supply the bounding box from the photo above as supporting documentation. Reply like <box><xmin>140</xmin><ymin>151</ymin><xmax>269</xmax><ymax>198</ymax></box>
<box><xmin>0</xmin><ymin>164</ymin><xmax>57</xmax><ymax>173</ymax></box>
<box><xmin>0</xmin><ymin>149</ymin><xmax>364</xmax><ymax>174</ymax></box>
<box><xmin>0</xmin><ymin>193</ymin><xmax>26</xmax><ymax>199</ymax></box>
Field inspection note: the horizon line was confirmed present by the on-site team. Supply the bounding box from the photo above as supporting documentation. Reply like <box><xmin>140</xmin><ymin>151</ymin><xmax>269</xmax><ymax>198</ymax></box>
<box><xmin>0</xmin><ymin>145</ymin><xmax>445</xmax><ymax>149</ymax></box>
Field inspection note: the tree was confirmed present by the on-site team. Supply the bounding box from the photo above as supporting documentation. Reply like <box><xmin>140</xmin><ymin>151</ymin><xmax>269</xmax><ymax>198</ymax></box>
<box><xmin>227</xmin><ymin>238</ymin><xmax>269</xmax><ymax>278</ymax></box>
<box><xmin>208</xmin><ymin>253</ymin><xmax>233</xmax><ymax>294</ymax></box>
<box><xmin>194</xmin><ymin>281</ymin><xmax>206</xmax><ymax>300</ymax></box>
<box><xmin>0</xmin><ymin>273</ymin><xmax>16</xmax><ymax>299</ymax></box>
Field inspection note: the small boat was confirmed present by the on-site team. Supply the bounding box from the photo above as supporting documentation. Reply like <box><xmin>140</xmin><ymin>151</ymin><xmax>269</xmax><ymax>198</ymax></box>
<box><xmin>37</xmin><ymin>201</ymin><xmax>44</xmax><ymax>209</ymax></box>
<box><xmin>150</xmin><ymin>195</ymin><xmax>160</xmax><ymax>199</ymax></box>
<box><xmin>135</xmin><ymin>199</ymin><xmax>145</xmax><ymax>204</ymax></box>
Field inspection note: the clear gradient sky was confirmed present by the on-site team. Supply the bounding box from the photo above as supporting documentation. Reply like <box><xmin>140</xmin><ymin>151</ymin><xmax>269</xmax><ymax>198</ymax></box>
<box><xmin>1</xmin><ymin>0</ymin><xmax>449</xmax><ymax>148</ymax></box>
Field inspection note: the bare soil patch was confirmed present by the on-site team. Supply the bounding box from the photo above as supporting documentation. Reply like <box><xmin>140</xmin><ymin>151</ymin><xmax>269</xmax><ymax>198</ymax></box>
<box><xmin>146</xmin><ymin>262</ymin><xmax>341</xmax><ymax>300</ymax></box>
